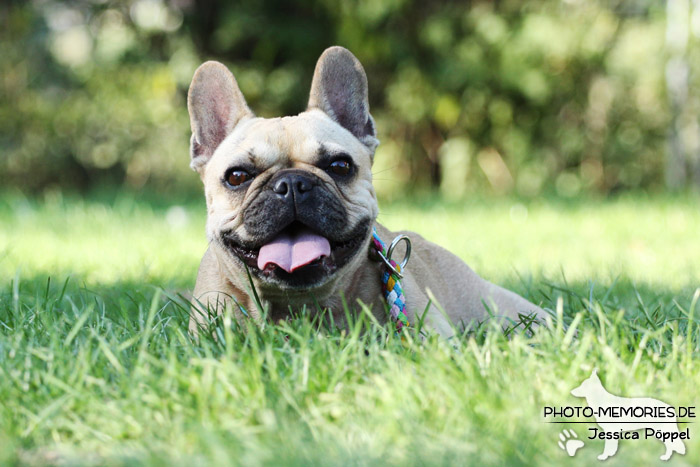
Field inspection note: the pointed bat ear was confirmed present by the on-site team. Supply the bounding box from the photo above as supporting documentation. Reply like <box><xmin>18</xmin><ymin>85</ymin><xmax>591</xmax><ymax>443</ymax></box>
<box><xmin>592</xmin><ymin>368</ymin><xmax>599</xmax><ymax>378</ymax></box>
<box><xmin>307</xmin><ymin>46</ymin><xmax>378</xmax><ymax>151</ymax></box>
<box><xmin>187</xmin><ymin>61</ymin><xmax>254</xmax><ymax>174</ymax></box>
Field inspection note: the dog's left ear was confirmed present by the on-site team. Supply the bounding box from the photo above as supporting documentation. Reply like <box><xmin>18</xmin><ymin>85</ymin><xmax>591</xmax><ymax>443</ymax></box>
<box><xmin>308</xmin><ymin>46</ymin><xmax>378</xmax><ymax>152</ymax></box>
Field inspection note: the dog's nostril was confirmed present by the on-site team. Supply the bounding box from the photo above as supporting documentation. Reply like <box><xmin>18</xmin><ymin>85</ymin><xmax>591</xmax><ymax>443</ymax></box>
<box><xmin>273</xmin><ymin>180</ymin><xmax>289</xmax><ymax>195</ymax></box>
<box><xmin>296</xmin><ymin>180</ymin><xmax>312</xmax><ymax>193</ymax></box>
<box><xmin>271</xmin><ymin>173</ymin><xmax>314</xmax><ymax>198</ymax></box>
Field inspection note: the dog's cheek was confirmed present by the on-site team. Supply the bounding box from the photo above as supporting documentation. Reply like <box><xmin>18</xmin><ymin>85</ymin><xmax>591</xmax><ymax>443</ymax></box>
<box><xmin>345</xmin><ymin>178</ymin><xmax>378</xmax><ymax>222</ymax></box>
<box><xmin>205</xmin><ymin>200</ymin><xmax>241</xmax><ymax>244</ymax></box>
<box><xmin>205</xmin><ymin>219</ymin><xmax>218</xmax><ymax>244</ymax></box>
<box><xmin>205</xmin><ymin>206</ymin><xmax>227</xmax><ymax>242</ymax></box>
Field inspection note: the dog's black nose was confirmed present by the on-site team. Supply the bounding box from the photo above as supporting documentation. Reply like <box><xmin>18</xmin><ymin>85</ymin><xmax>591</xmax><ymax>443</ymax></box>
<box><xmin>271</xmin><ymin>170</ymin><xmax>316</xmax><ymax>202</ymax></box>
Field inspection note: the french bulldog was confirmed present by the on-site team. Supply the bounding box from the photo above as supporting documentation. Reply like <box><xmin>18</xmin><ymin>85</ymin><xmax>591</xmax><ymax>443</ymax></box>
<box><xmin>187</xmin><ymin>46</ymin><xmax>546</xmax><ymax>338</ymax></box>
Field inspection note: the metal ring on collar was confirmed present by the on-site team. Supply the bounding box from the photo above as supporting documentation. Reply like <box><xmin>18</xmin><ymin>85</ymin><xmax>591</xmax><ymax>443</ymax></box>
<box><xmin>383</xmin><ymin>234</ymin><xmax>411</xmax><ymax>278</ymax></box>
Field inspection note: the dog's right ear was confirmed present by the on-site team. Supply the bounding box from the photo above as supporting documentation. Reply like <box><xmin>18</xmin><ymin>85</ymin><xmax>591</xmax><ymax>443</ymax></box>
<box><xmin>187</xmin><ymin>61</ymin><xmax>253</xmax><ymax>174</ymax></box>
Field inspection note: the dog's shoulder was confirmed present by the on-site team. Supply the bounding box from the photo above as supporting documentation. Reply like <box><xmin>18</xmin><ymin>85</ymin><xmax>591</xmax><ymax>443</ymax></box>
<box><xmin>374</xmin><ymin>222</ymin><xmax>477</xmax><ymax>277</ymax></box>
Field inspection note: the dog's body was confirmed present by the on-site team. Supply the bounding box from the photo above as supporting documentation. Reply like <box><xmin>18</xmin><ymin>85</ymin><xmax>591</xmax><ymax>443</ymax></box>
<box><xmin>187</xmin><ymin>46</ymin><xmax>546</xmax><ymax>337</ymax></box>
<box><xmin>571</xmin><ymin>370</ymin><xmax>686</xmax><ymax>461</ymax></box>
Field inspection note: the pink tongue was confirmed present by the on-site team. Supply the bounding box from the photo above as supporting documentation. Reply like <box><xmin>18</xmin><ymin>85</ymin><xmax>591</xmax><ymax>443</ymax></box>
<box><xmin>257</xmin><ymin>228</ymin><xmax>331</xmax><ymax>273</ymax></box>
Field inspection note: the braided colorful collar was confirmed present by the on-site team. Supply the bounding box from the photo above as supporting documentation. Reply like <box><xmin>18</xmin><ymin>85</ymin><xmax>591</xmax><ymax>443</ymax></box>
<box><xmin>370</xmin><ymin>227</ymin><xmax>411</xmax><ymax>331</ymax></box>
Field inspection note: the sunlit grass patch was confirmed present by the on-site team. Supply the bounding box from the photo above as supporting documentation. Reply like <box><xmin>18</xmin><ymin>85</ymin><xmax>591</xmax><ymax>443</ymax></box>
<box><xmin>1</xmin><ymin>192</ymin><xmax>699</xmax><ymax>465</ymax></box>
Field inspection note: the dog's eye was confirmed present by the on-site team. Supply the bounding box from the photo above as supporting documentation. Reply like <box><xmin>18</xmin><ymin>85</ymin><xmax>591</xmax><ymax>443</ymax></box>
<box><xmin>328</xmin><ymin>159</ymin><xmax>352</xmax><ymax>176</ymax></box>
<box><xmin>225</xmin><ymin>169</ymin><xmax>253</xmax><ymax>187</ymax></box>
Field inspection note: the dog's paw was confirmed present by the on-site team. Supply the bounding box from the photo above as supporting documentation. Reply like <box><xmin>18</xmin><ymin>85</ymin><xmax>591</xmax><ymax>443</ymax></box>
<box><xmin>558</xmin><ymin>429</ymin><xmax>584</xmax><ymax>457</ymax></box>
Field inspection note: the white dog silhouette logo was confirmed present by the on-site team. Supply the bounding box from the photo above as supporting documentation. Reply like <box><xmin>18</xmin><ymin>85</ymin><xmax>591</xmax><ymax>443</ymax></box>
<box><xmin>570</xmin><ymin>369</ymin><xmax>686</xmax><ymax>461</ymax></box>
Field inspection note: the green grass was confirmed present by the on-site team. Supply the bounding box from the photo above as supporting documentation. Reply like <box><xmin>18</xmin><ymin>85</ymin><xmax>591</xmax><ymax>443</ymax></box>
<box><xmin>1</xmin><ymin>191</ymin><xmax>699</xmax><ymax>466</ymax></box>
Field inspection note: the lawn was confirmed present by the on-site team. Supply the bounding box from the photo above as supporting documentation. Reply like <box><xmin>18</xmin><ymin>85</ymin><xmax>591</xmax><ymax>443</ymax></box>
<box><xmin>1</xmin><ymin>191</ymin><xmax>699</xmax><ymax>466</ymax></box>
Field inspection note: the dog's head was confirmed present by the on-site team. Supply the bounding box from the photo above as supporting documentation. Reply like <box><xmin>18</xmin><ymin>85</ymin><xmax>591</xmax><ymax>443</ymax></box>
<box><xmin>187</xmin><ymin>47</ymin><xmax>379</xmax><ymax>296</ymax></box>
<box><xmin>570</xmin><ymin>368</ymin><xmax>601</xmax><ymax>397</ymax></box>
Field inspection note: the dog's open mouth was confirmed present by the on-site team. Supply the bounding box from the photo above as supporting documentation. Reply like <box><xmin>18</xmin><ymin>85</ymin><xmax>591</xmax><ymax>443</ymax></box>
<box><xmin>221</xmin><ymin>219</ymin><xmax>370</xmax><ymax>288</ymax></box>
<box><xmin>257</xmin><ymin>224</ymin><xmax>331</xmax><ymax>273</ymax></box>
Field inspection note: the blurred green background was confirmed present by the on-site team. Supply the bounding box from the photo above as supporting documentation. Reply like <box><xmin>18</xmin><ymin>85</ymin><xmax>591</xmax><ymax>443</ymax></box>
<box><xmin>3</xmin><ymin>4</ymin><xmax>700</xmax><ymax>463</ymax></box>
<box><xmin>2</xmin><ymin>0</ymin><xmax>700</xmax><ymax>199</ymax></box>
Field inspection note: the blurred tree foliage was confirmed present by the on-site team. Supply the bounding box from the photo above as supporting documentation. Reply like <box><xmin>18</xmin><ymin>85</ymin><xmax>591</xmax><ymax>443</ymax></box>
<box><xmin>0</xmin><ymin>0</ymin><xmax>680</xmax><ymax>198</ymax></box>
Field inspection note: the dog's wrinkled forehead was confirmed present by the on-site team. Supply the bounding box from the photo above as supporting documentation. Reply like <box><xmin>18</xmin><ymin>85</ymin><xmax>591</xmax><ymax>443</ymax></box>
<box><xmin>187</xmin><ymin>46</ymin><xmax>378</xmax><ymax>177</ymax></box>
<box><xmin>208</xmin><ymin>110</ymin><xmax>372</xmax><ymax>173</ymax></box>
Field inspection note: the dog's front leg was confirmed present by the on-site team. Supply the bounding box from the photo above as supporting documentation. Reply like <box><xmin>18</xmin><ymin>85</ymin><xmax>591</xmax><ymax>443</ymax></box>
<box><xmin>190</xmin><ymin>246</ymin><xmax>252</xmax><ymax>336</ymax></box>
<box><xmin>598</xmin><ymin>437</ymin><xmax>618</xmax><ymax>460</ymax></box>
